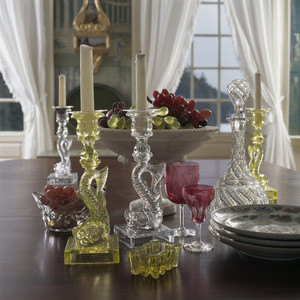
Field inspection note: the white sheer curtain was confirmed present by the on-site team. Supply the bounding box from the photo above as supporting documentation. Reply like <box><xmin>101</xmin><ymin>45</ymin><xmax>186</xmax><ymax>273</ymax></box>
<box><xmin>0</xmin><ymin>0</ymin><xmax>53</xmax><ymax>158</ymax></box>
<box><xmin>225</xmin><ymin>0</ymin><xmax>296</xmax><ymax>169</ymax></box>
<box><xmin>139</xmin><ymin>0</ymin><xmax>201</xmax><ymax>98</ymax></box>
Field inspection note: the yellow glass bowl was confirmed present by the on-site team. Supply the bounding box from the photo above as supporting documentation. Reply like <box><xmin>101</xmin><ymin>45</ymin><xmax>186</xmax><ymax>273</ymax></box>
<box><xmin>127</xmin><ymin>240</ymin><xmax>182</xmax><ymax>279</ymax></box>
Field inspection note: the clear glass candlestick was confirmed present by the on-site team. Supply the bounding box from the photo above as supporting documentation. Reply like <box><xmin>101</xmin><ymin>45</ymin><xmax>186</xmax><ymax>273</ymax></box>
<box><xmin>247</xmin><ymin>108</ymin><xmax>278</xmax><ymax>203</ymax></box>
<box><xmin>210</xmin><ymin>79</ymin><xmax>268</xmax><ymax>213</ymax></box>
<box><xmin>114</xmin><ymin>110</ymin><xmax>173</xmax><ymax>248</ymax></box>
<box><xmin>47</xmin><ymin>106</ymin><xmax>78</xmax><ymax>185</ymax></box>
<box><xmin>64</xmin><ymin>111</ymin><xmax>119</xmax><ymax>265</ymax></box>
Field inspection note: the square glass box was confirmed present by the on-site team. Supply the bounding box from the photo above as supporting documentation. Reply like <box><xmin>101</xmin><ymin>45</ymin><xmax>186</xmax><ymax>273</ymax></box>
<box><xmin>114</xmin><ymin>224</ymin><xmax>175</xmax><ymax>248</ymax></box>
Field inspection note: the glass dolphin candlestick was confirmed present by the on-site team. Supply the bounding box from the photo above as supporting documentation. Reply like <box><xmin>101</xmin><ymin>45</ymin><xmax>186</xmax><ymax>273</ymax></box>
<box><xmin>64</xmin><ymin>111</ymin><xmax>119</xmax><ymax>265</ymax></box>
<box><xmin>247</xmin><ymin>108</ymin><xmax>278</xmax><ymax>203</ymax></box>
<box><xmin>114</xmin><ymin>109</ymin><xmax>173</xmax><ymax>248</ymax></box>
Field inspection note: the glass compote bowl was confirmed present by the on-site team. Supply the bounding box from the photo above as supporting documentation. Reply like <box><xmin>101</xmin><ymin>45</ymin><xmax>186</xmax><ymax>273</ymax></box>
<box><xmin>165</xmin><ymin>162</ymin><xmax>200</xmax><ymax>237</ymax></box>
<box><xmin>182</xmin><ymin>184</ymin><xmax>215</xmax><ymax>253</ymax></box>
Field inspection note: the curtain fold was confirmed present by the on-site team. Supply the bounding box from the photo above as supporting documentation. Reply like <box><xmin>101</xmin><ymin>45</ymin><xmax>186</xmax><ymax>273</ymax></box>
<box><xmin>139</xmin><ymin>0</ymin><xmax>201</xmax><ymax>98</ymax></box>
<box><xmin>224</xmin><ymin>0</ymin><xmax>295</xmax><ymax>169</ymax></box>
<box><xmin>0</xmin><ymin>0</ymin><xmax>53</xmax><ymax>158</ymax></box>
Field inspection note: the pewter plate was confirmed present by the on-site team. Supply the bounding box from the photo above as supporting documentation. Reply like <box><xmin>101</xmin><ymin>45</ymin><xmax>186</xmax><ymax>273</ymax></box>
<box><xmin>210</xmin><ymin>219</ymin><xmax>300</xmax><ymax>248</ymax></box>
<box><xmin>211</xmin><ymin>204</ymin><xmax>300</xmax><ymax>240</ymax></box>
<box><xmin>209</xmin><ymin>225</ymin><xmax>300</xmax><ymax>261</ymax></box>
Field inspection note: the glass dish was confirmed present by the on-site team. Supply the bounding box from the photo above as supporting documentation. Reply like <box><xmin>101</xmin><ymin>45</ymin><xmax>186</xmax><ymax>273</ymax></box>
<box><xmin>33</xmin><ymin>191</ymin><xmax>89</xmax><ymax>233</ymax></box>
<box><xmin>127</xmin><ymin>240</ymin><xmax>182</xmax><ymax>279</ymax></box>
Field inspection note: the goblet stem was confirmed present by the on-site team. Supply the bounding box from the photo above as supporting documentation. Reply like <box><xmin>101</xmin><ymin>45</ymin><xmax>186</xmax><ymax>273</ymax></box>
<box><xmin>184</xmin><ymin>221</ymin><xmax>213</xmax><ymax>253</ymax></box>
<box><xmin>175</xmin><ymin>205</ymin><xmax>195</xmax><ymax>237</ymax></box>
<box><xmin>179</xmin><ymin>204</ymin><xmax>185</xmax><ymax>230</ymax></box>
<box><xmin>195</xmin><ymin>223</ymin><xmax>202</xmax><ymax>244</ymax></box>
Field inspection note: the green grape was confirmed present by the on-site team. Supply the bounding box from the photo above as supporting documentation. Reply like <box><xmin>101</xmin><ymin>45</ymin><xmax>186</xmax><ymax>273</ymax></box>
<box><xmin>164</xmin><ymin>116</ymin><xmax>175</xmax><ymax>125</ymax></box>
<box><xmin>156</xmin><ymin>106</ymin><xmax>169</xmax><ymax>117</ymax></box>
<box><xmin>154</xmin><ymin>119</ymin><xmax>166</xmax><ymax>129</ymax></box>
<box><xmin>99</xmin><ymin>112</ymin><xmax>105</xmax><ymax>118</ymax></box>
<box><xmin>125</xmin><ymin>117</ymin><xmax>132</xmax><ymax>129</ymax></box>
<box><xmin>152</xmin><ymin>116</ymin><xmax>163</xmax><ymax>127</ymax></box>
<box><xmin>107</xmin><ymin>115</ymin><xmax>119</xmax><ymax>128</ymax></box>
<box><xmin>170</xmin><ymin>120</ymin><xmax>181</xmax><ymax>130</ymax></box>
<box><xmin>117</xmin><ymin>116</ymin><xmax>126</xmax><ymax>129</ymax></box>
<box><xmin>183</xmin><ymin>123</ymin><xmax>194</xmax><ymax>129</ymax></box>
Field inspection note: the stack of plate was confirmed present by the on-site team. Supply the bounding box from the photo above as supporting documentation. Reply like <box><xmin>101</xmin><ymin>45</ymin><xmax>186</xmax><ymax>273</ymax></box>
<box><xmin>209</xmin><ymin>204</ymin><xmax>300</xmax><ymax>261</ymax></box>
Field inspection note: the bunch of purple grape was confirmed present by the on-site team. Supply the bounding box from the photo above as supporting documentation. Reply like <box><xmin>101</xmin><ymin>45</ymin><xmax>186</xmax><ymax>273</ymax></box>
<box><xmin>148</xmin><ymin>89</ymin><xmax>212</xmax><ymax>129</ymax></box>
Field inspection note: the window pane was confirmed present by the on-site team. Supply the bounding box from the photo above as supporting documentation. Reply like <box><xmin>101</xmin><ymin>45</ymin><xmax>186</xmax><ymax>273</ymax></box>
<box><xmin>195</xmin><ymin>101</ymin><xmax>217</xmax><ymax>127</ymax></box>
<box><xmin>175</xmin><ymin>69</ymin><xmax>191</xmax><ymax>99</ymax></box>
<box><xmin>220</xmin><ymin>101</ymin><xmax>234</xmax><ymax>132</ymax></box>
<box><xmin>0</xmin><ymin>73</ymin><xmax>12</xmax><ymax>98</ymax></box>
<box><xmin>220</xmin><ymin>69</ymin><xmax>245</xmax><ymax>98</ymax></box>
<box><xmin>220</xmin><ymin>5</ymin><xmax>231</xmax><ymax>34</ymax></box>
<box><xmin>194</xmin><ymin>70</ymin><xmax>218</xmax><ymax>99</ymax></box>
<box><xmin>0</xmin><ymin>73</ymin><xmax>23</xmax><ymax>131</ymax></box>
<box><xmin>185</xmin><ymin>49</ymin><xmax>192</xmax><ymax>67</ymax></box>
<box><xmin>0</xmin><ymin>102</ymin><xmax>23</xmax><ymax>131</ymax></box>
<box><xmin>221</xmin><ymin>37</ymin><xmax>239</xmax><ymax>67</ymax></box>
<box><xmin>195</xmin><ymin>4</ymin><xmax>218</xmax><ymax>34</ymax></box>
<box><xmin>290</xmin><ymin>0</ymin><xmax>300</xmax><ymax>135</ymax></box>
<box><xmin>289</xmin><ymin>73</ymin><xmax>300</xmax><ymax>135</ymax></box>
<box><xmin>194</xmin><ymin>37</ymin><xmax>218</xmax><ymax>67</ymax></box>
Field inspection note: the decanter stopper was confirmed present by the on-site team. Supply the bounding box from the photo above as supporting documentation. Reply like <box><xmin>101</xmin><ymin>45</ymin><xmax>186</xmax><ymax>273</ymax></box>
<box><xmin>228</xmin><ymin>79</ymin><xmax>250</xmax><ymax>118</ymax></box>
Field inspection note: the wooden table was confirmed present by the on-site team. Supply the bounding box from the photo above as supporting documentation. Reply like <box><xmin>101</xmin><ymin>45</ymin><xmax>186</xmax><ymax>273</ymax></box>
<box><xmin>0</xmin><ymin>158</ymin><xmax>300</xmax><ymax>300</ymax></box>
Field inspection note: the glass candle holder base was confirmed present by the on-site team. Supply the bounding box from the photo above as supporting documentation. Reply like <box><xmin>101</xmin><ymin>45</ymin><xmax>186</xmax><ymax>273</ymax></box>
<box><xmin>47</xmin><ymin>172</ymin><xmax>78</xmax><ymax>186</ymax></box>
<box><xmin>113</xmin><ymin>224</ymin><xmax>174</xmax><ymax>248</ymax></box>
<box><xmin>265</xmin><ymin>185</ymin><xmax>278</xmax><ymax>204</ymax></box>
<box><xmin>64</xmin><ymin>234</ymin><xmax>120</xmax><ymax>265</ymax></box>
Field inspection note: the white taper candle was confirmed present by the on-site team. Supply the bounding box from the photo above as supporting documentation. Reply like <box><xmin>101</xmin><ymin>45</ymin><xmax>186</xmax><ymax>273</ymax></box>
<box><xmin>80</xmin><ymin>44</ymin><xmax>94</xmax><ymax>112</ymax></box>
<box><xmin>58</xmin><ymin>75</ymin><xmax>66</xmax><ymax>107</ymax></box>
<box><xmin>255</xmin><ymin>71</ymin><xmax>261</xmax><ymax>109</ymax></box>
<box><xmin>135</xmin><ymin>53</ymin><xmax>147</xmax><ymax>110</ymax></box>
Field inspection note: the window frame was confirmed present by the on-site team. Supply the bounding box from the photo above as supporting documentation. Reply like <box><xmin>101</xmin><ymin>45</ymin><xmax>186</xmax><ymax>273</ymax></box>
<box><xmin>181</xmin><ymin>0</ymin><xmax>242</xmax><ymax>132</ymax></box>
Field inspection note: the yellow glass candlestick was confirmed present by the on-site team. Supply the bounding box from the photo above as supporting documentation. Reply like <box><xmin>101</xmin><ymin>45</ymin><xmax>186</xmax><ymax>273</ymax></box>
<box><xmin>64</xmin><ymin>111</ymin><xmax>119</xmax><ymax>265</ymax></box>
<box><xmin>247</xmin><ymin>108</ymin><xmax>278</xmax><ymax>203</ymax></box>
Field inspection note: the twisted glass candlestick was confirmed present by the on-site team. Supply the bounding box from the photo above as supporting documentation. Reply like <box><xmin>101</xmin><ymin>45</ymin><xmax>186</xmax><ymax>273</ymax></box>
<box><xmin>247</xmin><ymin>108</ymin><xmax>278</xmax><ymax>203</ymax></box>
<box><xmin>114</xmin><ymin>110</ymin><xmax>173</xmax><ymax>248</ymax></box>
<box><xmin>64</xmin><ymin>111</ymin><xmax>119</xmax><ymax>265</ymax></box>
<box><xmin>210</xmin><ymin>79</ymin><xmax>268</xmax><ymax>213</ymax></box>
<box><xmin>47</xmin><ymin>106</ymin><xmax>78</xmax><ymax>185</ymax></box>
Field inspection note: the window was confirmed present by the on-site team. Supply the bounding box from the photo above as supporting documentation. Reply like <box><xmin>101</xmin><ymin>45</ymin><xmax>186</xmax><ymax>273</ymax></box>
<box><xmin>176</xmin><ymin>0</ymin><xmax>244</xmax><ymax>132</ymax></box>
<box><xmin>290</xmin><ymin>0</ymin><xmax>300</xmax><ymax>135</ymax></box>
<box><xmin>0</xmin><ymin>73</ymin><xmax>23</xmax><ymax>131</ymax></box>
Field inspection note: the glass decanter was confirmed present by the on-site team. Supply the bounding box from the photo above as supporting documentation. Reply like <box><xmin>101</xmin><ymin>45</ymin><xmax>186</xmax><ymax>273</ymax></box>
<box><xmin>210</xmin><ymin>79</ymin><xmax>268</xmax><ymax>213</ymax></box>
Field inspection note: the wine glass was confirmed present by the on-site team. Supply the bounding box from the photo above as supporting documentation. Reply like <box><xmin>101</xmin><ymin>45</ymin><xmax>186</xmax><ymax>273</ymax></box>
<box><xmin>165</xmin><ymin>162</ymin><xmax>200</xmax><ymax>237</ymax></box>
<box><xmin>182</xmin><ymin>184</ymin><xmax>215</xmax><ymax>253</ymax></box>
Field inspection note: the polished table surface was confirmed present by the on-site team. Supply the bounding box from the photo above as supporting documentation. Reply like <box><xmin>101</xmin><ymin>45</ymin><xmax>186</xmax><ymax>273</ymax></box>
<box><xmin>1</xmin><ymin>158</ymin><xmax>300</xmax><ymax>300</ymax></box>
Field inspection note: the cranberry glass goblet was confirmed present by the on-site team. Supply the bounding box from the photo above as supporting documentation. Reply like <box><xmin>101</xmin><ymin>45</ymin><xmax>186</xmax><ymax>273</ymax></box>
<box><xmin>165</xmin><ymin>162</ymin><xmax>200</xmax><ymax>237</ymax></box>
<box><xmin>182</xmin><ymin>184</ymin><xmax>215</xmax><ymax>253</ymax></box>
